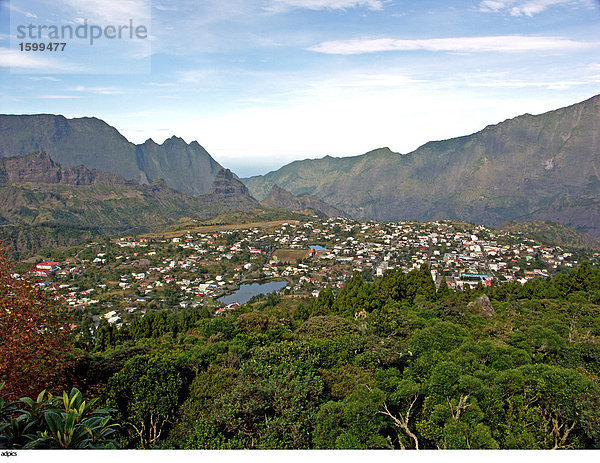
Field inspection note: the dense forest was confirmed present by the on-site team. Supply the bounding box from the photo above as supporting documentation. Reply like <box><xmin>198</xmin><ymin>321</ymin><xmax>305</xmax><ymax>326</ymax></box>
<box><xmin>2</xmin><ymin>245</ymin><xmax>600</xmax><ymax>450</ymax></box>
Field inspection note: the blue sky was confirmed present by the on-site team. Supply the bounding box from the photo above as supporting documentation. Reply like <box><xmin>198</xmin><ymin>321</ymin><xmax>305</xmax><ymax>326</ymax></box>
<box><xmin>1</xmin><ymin>0</ymin><xmax>600</xmax><ymax>176</ymax></box>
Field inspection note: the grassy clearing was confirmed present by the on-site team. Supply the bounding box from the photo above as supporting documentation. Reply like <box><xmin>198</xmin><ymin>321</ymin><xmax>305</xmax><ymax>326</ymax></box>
<box><xmin>141</xmin><ymin>220</ymin><xmax>300</xmax><ymax>239</ymax></box>
<box><xmin>272</xmin><ymin>248</ymin><xmax>311</xmax><ymax>263</ymax></box>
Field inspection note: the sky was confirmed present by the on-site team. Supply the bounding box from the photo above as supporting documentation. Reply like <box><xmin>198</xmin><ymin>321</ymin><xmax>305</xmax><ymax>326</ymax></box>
<box><xmin>1</xmin><ymin>0</ymin><xmax>600</xmax><ymax>177</ymax></box>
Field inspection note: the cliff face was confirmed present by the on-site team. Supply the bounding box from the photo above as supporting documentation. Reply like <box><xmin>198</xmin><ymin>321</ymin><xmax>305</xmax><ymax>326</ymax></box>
<box><xmin>202</xmin><ymin>169</ymin><xmax>260</xmax><ymax>211</ymax></box>
<box><xmin>0</xmin><ymin>151</ymin><xmax>134</xmax><ymax>186</ymax></box>
<box><xmin>135</xmin><ymin>136</ymin><xmax>223</xmax><ymax>195</ymax></box>
<box><xmin>261</xmin><ymin>185</ymin><xmax>348</xmax><ymax>218</ymax></box>
<box><xmin>0</xmin><ymin>115</ymin><xmax>223</xmax><ymax>195</ymax></box>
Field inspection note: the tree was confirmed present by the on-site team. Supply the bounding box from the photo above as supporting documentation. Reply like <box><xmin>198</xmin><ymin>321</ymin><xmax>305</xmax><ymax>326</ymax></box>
<box><xmin>437</xmin><ymin>277</ymin><xmax>451</xmax><ymax>299</ymax></box>
<box><xmin>314</xmin><ymin>387</ymin><xmax>390</xmax><ymax>449</ymax></box>
<box><xmin>369</xmin><ymin>270</ymin><xmax>407</xmax><ymax>309</ymax></box>
<box><xmin>105</xmin><ymin>353</ymin><xmax>191</xmax><ymax>448</ymax></box>
<box><xmin>207</xmin><ymin>341</ymin><xmax>325</xmax><ymax>449</ymax></box>
<box><xmin>163</xmin><ymin>282</ymin><xmax>181</xmax><ymax>308</ymax></box>
<box><xmin>333</xmin><ymin>272</ymin><xmax>369</xmax><ymax>316</ymax></box>
<box><xmin>94</xmin><ymin>318</ymin><xmax>119</xmax><ymax>351</ymax></box>
<box><xmin>0</xmin><ymin>246</ymin><xmax>75</xmax><ymax>400</ymax></box>
<box><xmin>506</xmin><ymin>364</ymin><xmax>600</xmax><ymax>449</ymax></box>
<box><xmin>405</xmin><ymin>265</ymin><xmax>437</xmax><ymax>303</ymax></box>
<box><xmin>167</xmin><ymin>365</ymin><xmax>239</xmax><ymax>449</ymax></box>
<box><xmin>378</xmin><ymin>379</ymin><xmax>421</xmax><ymax>449</ymax></box>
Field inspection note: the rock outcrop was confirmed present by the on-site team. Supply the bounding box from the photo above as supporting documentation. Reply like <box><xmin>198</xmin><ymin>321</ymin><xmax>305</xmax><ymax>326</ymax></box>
<box><xmin>0</xmin><ymin>151</ymin><xmax>134</xmax><ymax>186</ymax></box>
<box><xmin>201</xmin><ymin>169</ymin><xmax>260</xmax><ymax>211</ymax></box>
<box><xmin>467</xmin><ymin>294</ymin><xmax>495</xmax><ymax>319</ymax></box>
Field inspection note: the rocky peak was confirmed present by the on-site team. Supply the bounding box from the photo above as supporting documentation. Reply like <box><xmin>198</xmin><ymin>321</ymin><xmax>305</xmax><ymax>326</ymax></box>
<box><xmin>203</xmin><ymin>169</ymin><xmax>260</xmax><ymax>211</ymax></box>
<box><xmin>162</xmin><ymin>135</ymin><xmax>186</xmax><ymax>146</ymax></box>
<box><xmin>142</xmin><ymin>138</ymin><xmax>159</xmax><ymax>146</ymax></box>
<box><xmin>265</xmin><ymin>184</ymin><xmax>296</xmax><ymax>202</ymax></box>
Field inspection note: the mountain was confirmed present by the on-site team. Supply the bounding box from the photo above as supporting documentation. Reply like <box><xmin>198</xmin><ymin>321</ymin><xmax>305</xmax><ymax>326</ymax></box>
<box><xmin>244</xmin><ymin>94</ymin><xmax>600</xmax><ymax>237</ymax></box>
<box><xmin>0</xmin><ymin>114</ymin><xmax>222</xmax><ymax>195</ymax></box>
<box><xmin>260</xmin><ymin>184</ymin><xmax>347</xmax><ymax>217</ymax></box>
<box><xmin>200</xmin><ymin>169</ymin><xmax>260</xmax><ymax>212</ymax></box>
<box><xmin>0</xmin><ymin>152</ymin><xmax>258</xmax><ymax>257</ymax></box>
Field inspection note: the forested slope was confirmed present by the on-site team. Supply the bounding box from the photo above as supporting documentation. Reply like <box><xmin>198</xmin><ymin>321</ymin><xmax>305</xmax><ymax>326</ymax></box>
<box><xmin>54</xmin><ymin>262</ymin><xmax>600</xmax><ymax>450</ymax></box>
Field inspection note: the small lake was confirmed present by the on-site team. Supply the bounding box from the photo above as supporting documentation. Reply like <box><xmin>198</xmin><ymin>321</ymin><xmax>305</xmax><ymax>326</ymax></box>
<box><xmin>218</xmin><ymin>280</ymin><xmax>288</xmax><ymax>305</ymax></box>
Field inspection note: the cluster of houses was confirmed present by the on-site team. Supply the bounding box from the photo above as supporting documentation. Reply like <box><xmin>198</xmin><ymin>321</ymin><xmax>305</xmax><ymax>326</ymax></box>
<box><xmin>232</xmin><ymin>218</ymin><xmax>589</xmax><ymax>291</ymax></box>
<box><xmin>27</xmin><ymin>218</ymin><xmax>597</xmax><ymax>325</ymax></box>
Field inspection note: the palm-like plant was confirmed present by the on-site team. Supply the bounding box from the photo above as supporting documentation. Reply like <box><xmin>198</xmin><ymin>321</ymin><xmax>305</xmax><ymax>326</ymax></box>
<box><xmin>0</xmin><ymin>384</ymin><xmax>119</xmax><ymax>449</ymax></box>
<box><xmin>30</xmin><ymin>388</ymin><xmax>118</xmax><ymax>449</ymax></box>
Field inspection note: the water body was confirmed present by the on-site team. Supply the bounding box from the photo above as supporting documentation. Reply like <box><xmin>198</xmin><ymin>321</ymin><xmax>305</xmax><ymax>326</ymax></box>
<box><xmin>218</xmin><ymin>280</ymin><xmax>288</xmax><ymax>305</ymax></box>
<box><xmin>310</xmin><ymin>245</ymin><xmax>328</xmax><ymax>251</ymax></box>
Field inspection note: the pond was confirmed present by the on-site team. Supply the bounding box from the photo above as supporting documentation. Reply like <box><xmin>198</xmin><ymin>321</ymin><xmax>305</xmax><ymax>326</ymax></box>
<box><xmin>218</xmin><ymin>280</ymin><xmax>288</xmax><ymax>305</ymax></box>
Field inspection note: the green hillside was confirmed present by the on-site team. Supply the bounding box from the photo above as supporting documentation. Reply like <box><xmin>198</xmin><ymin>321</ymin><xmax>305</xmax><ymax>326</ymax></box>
<box><xmin>0</xmin><ymin>152</ymin><xmax>260</xmax><ymax>258</ymax></box>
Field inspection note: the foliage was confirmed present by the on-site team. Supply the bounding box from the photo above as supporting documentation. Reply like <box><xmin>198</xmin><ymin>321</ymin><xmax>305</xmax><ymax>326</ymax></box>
<box><xmin>7</xmin><ymin>252</ymin><xmax>600</xmax><ymax>450</ymax></box>
<box><xmin>0</xmin><ymin>383</ymin><xmax>118</xmax><ymax>449</ymax></box>
<box><xmin>0</xmin><ymin>246</ymin><xmax>76</xmax><ymax>400</ymax></box>
<box><xmin>104</xmin><ymin>352</ymin><xmax>192</xmax><ymax>449</ymax></box>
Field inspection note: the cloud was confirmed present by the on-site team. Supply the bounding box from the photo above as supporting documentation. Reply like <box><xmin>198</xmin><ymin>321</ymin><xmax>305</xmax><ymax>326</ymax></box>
<box><xmin>265</xmin><ymin>0</ymin><xmax>387</xmax><ymax>12</ymax></box>
<box><xmin>145</xmin><ymin>82</ymin><xmax>176</xmax><ymax>87</ymax></box>
<box><xmin>57</xmin><ymin>0</ymin><xmax>151</xmax><ymax>23</ymax></box>
<box><xmin>587</xmin><ymin>63</ymin><xmax>600</xmax><ymax>81</ymax></box>
<box><xmin>309</xmin><ymin>35</ymin><xmax>592</xmax><ymax>54</ymax></box>
<box><xmin>469</xmin><ymin>79</ymin><xmax>589</xmax><ymax>90</ymax></box>
<box><xmin>177</xmin><ymin>69</ymin><xmax>217</xmax><ymax>85</ymax></box>
<box><xmin>28</xmin><ymin>76</ymin><xmax>62</xmax><ymax>81</ymax></box>
<box><xmin>3</xmin><ymin>94</ymin><xmax>82</xmax><ymax>100</ymax></box>
<box><xmin>478</xmin><ymin>0</ymin><xmax>595</xmax><ymax>16</ymax></box>
<box><xmin>72</xmin><ymin>85</ymin><xmax>124</xmax><ymax>95</ymax></box>
<box><xmin>0</xmin><ymin>47</ymin><xmax>84</xmax><ymax>72</ymax></box>
<box><xmin>7</xmin><ymin>3</ymin><xmax>38</xmax><ymax>18</ymax></box>
<box><xmin>441</xmin><ymin>65</ymin><xmax>600</xmax><ymax>92</ymax></box>
<box><xmin>336</xmin><ymin>73</ymin><xmax>421</xmax><ymax>88</ymax></box>
<box><xmin>152</xmin><ymin>2</ymin><xmax>179</xmax><ymax>12</ymax></box>
<box><xmin>479</xmin><ymin>0</ymin><xmax>511</xmax><ymax>12</ymax></box>
<box><xmin>37</xmin><ymin>95</ymin><xmax>82</xmax><ymax>99</ymax></box>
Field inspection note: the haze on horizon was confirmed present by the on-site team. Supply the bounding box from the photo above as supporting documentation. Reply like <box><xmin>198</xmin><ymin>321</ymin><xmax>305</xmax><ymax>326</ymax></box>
<box><xmin>2</xmin><ymin>0</ymin><xmax>600</xmax><ymax>177</ymax></box>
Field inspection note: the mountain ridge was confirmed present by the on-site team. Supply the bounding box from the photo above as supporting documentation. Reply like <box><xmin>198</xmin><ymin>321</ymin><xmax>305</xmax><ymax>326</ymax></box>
<box><xmin>243</xmin><ymin>93</ymin><xmax>600</xmax><ymax>237</ymax></box>
<box><xmin>0</xmin><ymin>114</ymin><xmax>223</xmax><ymax>195</ymax></box>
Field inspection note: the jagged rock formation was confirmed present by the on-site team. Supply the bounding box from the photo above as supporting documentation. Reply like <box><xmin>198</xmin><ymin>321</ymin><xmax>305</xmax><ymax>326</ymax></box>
<box><xmin>202</xmin><ymin>169</ymin><xmax>260</xmax><ymax>212</ymax></box>
<box><xmin>0</xmin><ymin>153</ymin><xmax>260</xmax><ymax>257</ymax></box>
<box><xmin>261</xmin><ymin>184</ymin><xmax>347</xmax><ymax>217</ymax></box>
<box><xmin>0</xmin><ymin>151</ymin><xmax>134</xmax><ymax>186</ymax></box>
<box><xmin>0</xmin><ymin>115</ymin><xmax>222</xmax><ymax>195</ymax></box>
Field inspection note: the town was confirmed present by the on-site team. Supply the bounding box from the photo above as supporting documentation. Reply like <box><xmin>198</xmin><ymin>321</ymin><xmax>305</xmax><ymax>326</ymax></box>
<box><xmin>17</xmin><ymin>217</ymin><xmax>599</xmax><ymax>329</ymax></box>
